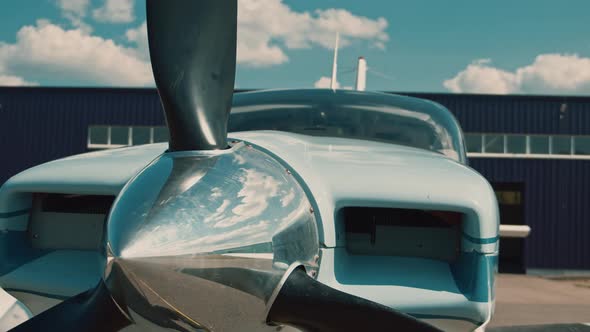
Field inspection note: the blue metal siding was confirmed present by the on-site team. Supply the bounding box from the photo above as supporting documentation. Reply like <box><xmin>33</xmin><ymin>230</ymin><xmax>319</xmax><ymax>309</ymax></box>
<box><xmin>1</xmin><ymin>87</ymin><xmax>590</xmax><ymax>270</ymax></box>
<box><xmin>0</xmin><ymin>87</ymin><xmax>164</xmax><ymax>184</ymax></box>
<box><xmin>470</xmin><ymin>158</ymin><xmax>590</xmax><ymax>269</ymax></box>
<box><xmin>408</xmin><ymin>92</ymin><xmax>590</xmax><ymax>135</ymax></box>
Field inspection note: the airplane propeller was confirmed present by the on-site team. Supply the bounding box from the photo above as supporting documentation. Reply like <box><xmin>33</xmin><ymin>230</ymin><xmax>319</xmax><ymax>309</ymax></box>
<box><xmin>10</xmin><ymin>1</ymin><xmax>441</xmax><ymax>331</ymax></box>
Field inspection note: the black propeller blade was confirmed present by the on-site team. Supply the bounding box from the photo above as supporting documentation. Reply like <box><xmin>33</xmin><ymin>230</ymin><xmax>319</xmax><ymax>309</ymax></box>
<box><xmin>266</xmin><ymin>267</ymin><xmax>443</xmax><ymax>332</ymax></box>
<box><xmin>148</xmin><ymin>0</ymin><xmax>237</xmax><ymax>151</ymax></box>
<box><xmin>9</xmin><ymin>282</ymin><xmax>130</xmax><ymax>332</ymax></box>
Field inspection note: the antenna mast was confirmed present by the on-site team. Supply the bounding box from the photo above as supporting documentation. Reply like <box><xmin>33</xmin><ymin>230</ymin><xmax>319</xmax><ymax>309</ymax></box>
<box><xmin>355</xmin><ymin>56</ymin><xmax>367</xmax><ymax>91</ymax></box>
<box><xmin>330</xmin><ymin>33</ymin><xmax>340</xmax><ymax>90</ymax></box>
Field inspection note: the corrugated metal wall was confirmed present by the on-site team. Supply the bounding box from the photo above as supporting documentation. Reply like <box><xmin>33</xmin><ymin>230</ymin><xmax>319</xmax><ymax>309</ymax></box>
<box><xmin>1</xmin><ymin>87</ymin><xmax>589</xmax><ymax>269</ymax></box>
<box><xmin>409</xmin><ymin>92</ymin><xmax>590</xmax><ymax>135</ymax></box>
<box><xmin>0</xmin><ymin>87</ymin><xmax>164</xmax><ymax>185</ymax></box>
<box><xmin>470</xmin><ymin>159</ymin><xmax>590</xmax><ymax>269</ymax></box>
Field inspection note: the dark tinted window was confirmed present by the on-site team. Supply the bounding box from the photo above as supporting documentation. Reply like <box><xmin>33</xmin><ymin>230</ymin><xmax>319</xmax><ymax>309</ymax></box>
<box><xmin>484</xmin><ymin>135</ymin><xmax>503</xmax><ymax>153</ymax></box>
<box><xmin>133</xmin><ymin>127</ymin><xmax>151</xmax><ymax>145</ymax></box>
<box><xmin>154</xmin><ymin>127</ymin><xmax>169</xmax><ymax>143</ymax></box>
<box><xmin>111</xmin><ymin>127</ymin><xmax>129</xmax><ymax>145</ymax></box>
<box><xmin>232</xmin><ymin>108</ymin><xmax>439</xmax><ymax>152</ymax></box>
<box><xmin>465</xmin><ymin>134</ymin><xmax>482</xmax><ymax>153</ymax></box>
<box><xmin>551</xmin><ymin>136</ymin><xmax>571</xmax><ymax>155</ymax></box>
<box><xmin>530</xmin><ymin>136</ymin><xmax>549</xmax><ymax>154</ymax></box>
<box><xmin>89</xmin><ymin>126</ymin><xmax>108</xmax><ymax>145</ymax></box>
<box><xmin>506</xmin><ymin>135</ymin><xmax>526</xmax><ymax>154</ymax></box>
<box><xmin>575</xmin><ymin>137</ymin><xmax>590</xmax><ymax>155</ymax></box>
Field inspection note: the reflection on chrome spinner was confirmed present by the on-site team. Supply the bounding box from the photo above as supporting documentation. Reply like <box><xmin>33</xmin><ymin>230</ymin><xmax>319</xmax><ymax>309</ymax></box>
<box><xmin>104</xmin><ymin>142</ymin><xmax>319</xmax><ymax>331</ymax></box>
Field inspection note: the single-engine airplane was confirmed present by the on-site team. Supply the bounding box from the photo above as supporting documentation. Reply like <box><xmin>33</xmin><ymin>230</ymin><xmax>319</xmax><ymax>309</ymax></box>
<box><xmin>0</xmin><ymin>0</ymin><xmax>499</xmax><ymax>331</ymax></box>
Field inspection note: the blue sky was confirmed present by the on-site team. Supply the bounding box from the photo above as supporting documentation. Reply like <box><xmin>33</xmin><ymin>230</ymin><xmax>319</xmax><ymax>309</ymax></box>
<box><xmin>0</xmin><ymin>0</ymin><xmax>589</xmax><ymax>94</ymax></box>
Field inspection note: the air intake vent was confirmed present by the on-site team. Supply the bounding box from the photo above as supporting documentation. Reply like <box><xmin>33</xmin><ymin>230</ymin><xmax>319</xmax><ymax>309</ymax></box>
<box><xmin>30</xmin><ymin>193</ymin><xmax>116</xmax><ymax>250</ymax></box>
<box><xmin>41</xmin><ymin>194</ymin><xmax>115</xmax><ymax>214</ymax></box>
<box><xmin>342</xmin><ymin>207</ymin><xmax>462</xmax><ymax>262</ymax></box>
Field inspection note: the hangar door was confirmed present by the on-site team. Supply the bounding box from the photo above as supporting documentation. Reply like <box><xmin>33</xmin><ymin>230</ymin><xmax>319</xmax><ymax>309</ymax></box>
<box><xmin>494</xmin><ymin>183</ymin><xmax>526</xmax><ymax>273</ymax></box>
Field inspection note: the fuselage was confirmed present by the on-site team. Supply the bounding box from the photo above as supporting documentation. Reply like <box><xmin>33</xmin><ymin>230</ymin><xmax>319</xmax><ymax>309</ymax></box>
<box><xmin>0</xmin><ymin>90</ymin><xmax>499</xmax><ymax>331</ymax></box>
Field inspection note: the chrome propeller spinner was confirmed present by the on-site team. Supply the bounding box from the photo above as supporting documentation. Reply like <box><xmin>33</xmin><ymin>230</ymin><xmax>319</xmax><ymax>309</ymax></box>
<box><xmin>104</xmin><ymin>143</ymin><xmax>320</xmax><ymax>331</ymax></box>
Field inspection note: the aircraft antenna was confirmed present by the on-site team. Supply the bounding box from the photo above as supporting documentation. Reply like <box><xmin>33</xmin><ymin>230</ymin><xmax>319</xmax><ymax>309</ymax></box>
<box><xmin>330</xmin><ymin>33</ymin><xmax>340</xmax><ymax>91</ymax></box>
<box><xmin>355</xmin><ymin>56</ymin><xmax>367</xmax><ymax>91</ymax></box>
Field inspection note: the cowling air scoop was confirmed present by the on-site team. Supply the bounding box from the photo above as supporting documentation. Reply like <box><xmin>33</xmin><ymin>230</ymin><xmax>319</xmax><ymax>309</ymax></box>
<box><xmin>11</xmin><ymin>1</ymin><xmax>440</xmax><ymax>331</ymax></box>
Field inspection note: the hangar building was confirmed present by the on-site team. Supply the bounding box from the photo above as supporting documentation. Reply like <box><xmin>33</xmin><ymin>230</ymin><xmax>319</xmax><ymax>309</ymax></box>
<box><xmin>1</xmin><ymin>87</ymin><xmax>589</xmax><ymax>273</ymax></box>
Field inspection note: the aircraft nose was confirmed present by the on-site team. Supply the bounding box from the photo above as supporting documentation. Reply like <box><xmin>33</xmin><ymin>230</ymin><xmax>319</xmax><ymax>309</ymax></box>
<box><xmin>103</xmin><ymin>143</ymin><xmax>320</xmax><ymax>330</ymax></box>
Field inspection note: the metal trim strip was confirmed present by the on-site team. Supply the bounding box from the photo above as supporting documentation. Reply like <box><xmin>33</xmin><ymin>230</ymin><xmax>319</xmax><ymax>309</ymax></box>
<box><xmin>0</xmin><ymin>209</ymin><xmax>30</xmax><ymax>219</ymax></box>
<box><xmin>462</xmin><ymin>233</ymin><xmax>499</xmax><ymax>244</ymax></box>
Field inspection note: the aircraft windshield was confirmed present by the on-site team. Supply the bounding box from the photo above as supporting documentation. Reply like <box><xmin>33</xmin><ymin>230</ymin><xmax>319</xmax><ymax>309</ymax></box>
<box><xmin>229</xmin><ymin>90</ymin><xmax>466</xmax><ymax>163</ymax></box>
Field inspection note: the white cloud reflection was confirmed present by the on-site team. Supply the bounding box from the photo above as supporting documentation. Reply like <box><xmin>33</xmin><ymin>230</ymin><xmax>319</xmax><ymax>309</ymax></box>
<box><xmin>121</xmin><ymin>220</ymin><xmax>272</xmax><ymax>258</ymax></box>
<box><xmin>116</xmin><ymin>150</ymin><xmax>312</xmax><ymax>259</ymax></box>
<box><xmin>281</xmin><ymin>188</ymin><xmax>296</xmax><ymax>207</ymax></box>
<box><xmin>213</xmin><ymin>168</ymin><xmax>281</xmax><ymax>228</ymax></box>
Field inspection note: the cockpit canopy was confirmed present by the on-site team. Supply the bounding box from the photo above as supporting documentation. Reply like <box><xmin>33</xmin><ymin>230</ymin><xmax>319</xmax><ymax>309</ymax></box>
<box><xmin>229</xmin><ymin>89</ymin><xmax>467</xmax><ymax>163</ymax></box>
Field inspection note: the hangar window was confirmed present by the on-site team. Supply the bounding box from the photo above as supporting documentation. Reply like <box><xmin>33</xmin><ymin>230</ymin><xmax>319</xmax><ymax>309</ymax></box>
<box><xmin>529</xmin><ymin>136</ymin><xmax>549</xmax><ymax>154</ymax></box>
<box><xmin>483</xmin><ymin>135</ymin><xmax>504</xmax><ymax>153</ymax></box>
<box><xmin>506</xmin><ymin>135</ymin><xmax>526</xmax><ymax>154</ymax></box>
<box><xmin>111</xmin><ymin>127</ymin><xmax>130</xmax><ymax>145</ymax></box>
<box><xmin>89</xmin><ymin>126</ymin><xmax>109</xmax><ymax>145</ymax></box>
<box><xmin>550</xmin><ymin>136</ymin><xmax>571</xmax><ymax>155</ymax></box>
<box><xmin>467</xmin><ymin>134</ymin><xmax>590</xmax><ymax>159</ymax></box>
<box><xmin>574</xmin><ymin>137</ymin><xmax>590</xmax><ymax>155</ymax></box>
<box><xmin>132</xmin><ymin>127</ymin><xmax>152</xmax><ymax>145</ymax></box>
<box><xmin>153</xmin><ymin>127</ymin><xmax>170</xmax><ymax>143</ymax></box>
<box><xmin>88</xmin><ymin>125</ymin><xmax>168</xmax><ymax>149</ymax></box>
<box><xmin>465</xmin><ymin>134</ymin><xmax>483</xmax><ymax>153</ymax></box>
<box><xmin>88</xmin><ymin>125</ymin><xmax>127</xmax><ymax>149</ymax></box>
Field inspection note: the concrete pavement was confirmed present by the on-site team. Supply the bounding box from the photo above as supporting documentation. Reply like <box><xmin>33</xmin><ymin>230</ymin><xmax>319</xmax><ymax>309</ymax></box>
<box><xmin>489</xmin><ymin>274</ymin><xmax>590</xmax><ymax>328</ymax></box>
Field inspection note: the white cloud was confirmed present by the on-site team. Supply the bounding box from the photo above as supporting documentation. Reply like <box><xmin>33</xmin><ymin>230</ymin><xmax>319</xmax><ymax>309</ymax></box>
<box><xmin>1</xmin><ymin>0</ymin><xmax>387</xmax><ymax>86</ymax></box>
<box><xmin>443</xmin><ymin>59</ymin><xmax>519</xmax><ymax>94</ymax></box>
<box><xmin>125</xmin><ymin>21</ymin><xmax>148</xmax><ymax>60</ymax></box>
<box><xmin>518</xmin><ymin>54</ymin><xmax>590</xmax><ymax>93</ymax></box>
<box><xmin>56</xmin><ymin>0</ymin><xmax>89</xmax><ymax>17</ymax></box>
<box><xmin>0</xmin><ymin>20</ymin><xmax>153</xmax><ymax>86</ymax></box>
<box><xmin>237</xmin><ymin>0</ymin><xmax>388</xmax><ymax>67</ymax></box>
<box><xmin>55</xmin><ymin>0</ymin><xmax>92</xmax><ymax>32</ymax></box>
<box><xmin>125</xmin><ymin>0</ymin><xmax>388</xmax><ymax>68</ymax></box>
<box><xmin>313</xmin><ymin>76</ymin><xmax>352</xmax><ymax>90</ymax></box>
<box><xmin>93</xmin><ymin>0</ymin><xmax>135</xmax><ymax>24</ymax></box>
<box><xmin>444</xmin><ymin>54</ymin><xmax>590</xmax><ymax>94</ymax></box>
<box><xmin>314</xmin><ymin>76</ymin><xmax>335</xmax><ymax>88</ymax></box>
<box><xmin>0</xmin><ymin>75</ymin><xmax>38</xmax><ymax>86</ymax></box>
